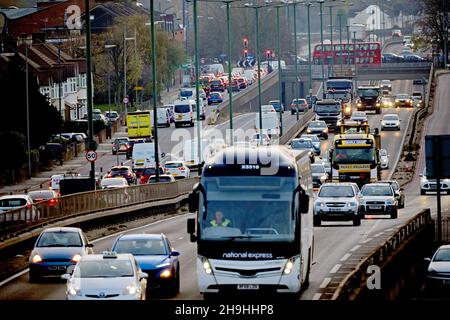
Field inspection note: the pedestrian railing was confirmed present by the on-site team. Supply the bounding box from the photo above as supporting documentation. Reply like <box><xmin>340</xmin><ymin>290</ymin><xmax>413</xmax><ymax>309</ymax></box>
<box><xmin>0</xmin><ymin>177</ymin><xmax>199</xmax><ymax>240</ymax></box>
<box><xmin>331</xmin><ymin>208</ymin><xmax>432</xmax><ymax>300</ymax></box>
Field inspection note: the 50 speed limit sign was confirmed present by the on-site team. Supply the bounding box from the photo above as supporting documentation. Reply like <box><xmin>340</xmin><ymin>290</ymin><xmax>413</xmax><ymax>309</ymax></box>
<box><xmin>85</xmin><ymin>150</ymin><xmax>98</xmax><ymax>162</ymax></box>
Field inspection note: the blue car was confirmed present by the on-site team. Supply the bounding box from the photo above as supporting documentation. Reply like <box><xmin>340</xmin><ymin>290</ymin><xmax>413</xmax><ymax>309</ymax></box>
<box><xmin>208</xmin><ymin>92</ymin><xmax>223</xmax><ymax>105</ymax></box>
<box><xmin>300</xmin><ymin>134</ymin><xmax>321</xmax><ymax>156</ymax></box>
<box><xmin>111</xmin><ymin>233</ymin><xmax>180</xmax><ymax>295</ymax></box>
<box><xmin>29</xmin><ymin>227</ymin><xmax>94</xmax><ymax>282</ymax></box>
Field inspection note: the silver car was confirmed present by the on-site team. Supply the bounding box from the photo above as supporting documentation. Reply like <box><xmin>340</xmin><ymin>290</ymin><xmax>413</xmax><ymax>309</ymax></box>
<box><xmin>62</xmin><ymin>252</ymin><xmax>148</xmax><ymax>300</ymax></box>
<box><xmin>380</xmin><ymin>114</ymin><xmax>401</xmax><ymax>130</ymax></box>
<box><xmin>425</xmin><ymin>245</ymin><xmax>450</xmax><ymax>290</ymax></box>
<box><xmin>379</xmin><ymin>149</ymin><xmax>390</xmax><ymax>170</ymax></box>
<box><xmin>359</xmin><ymin>183</ymin><xmax>398</xmax><ymax>219</ymax></box>
<box><xmin>420</xmin><ymin>167</ymin><xmax>450</xmax><ymax>195</ymax></box>
<box><xmin>314</xmin><ymin>183</ymin><xmax>361</xmax><ymax>226</ymax></box>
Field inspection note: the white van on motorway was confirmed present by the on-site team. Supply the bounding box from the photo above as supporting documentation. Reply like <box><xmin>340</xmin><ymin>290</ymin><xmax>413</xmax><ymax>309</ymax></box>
<box><xmin>150</xmin><ymin>108</ymin><xmax>171</xmax><ymax>127</ymax></box>
<box><xmin>255</xmin><ymin>111</ymin><xmax>280</xmax><ymax>137</ymax></box>
<box><xmin>131</xmin><ymin>142</ymin><xmax>156</xmax><ymax>174</ymax></box>
<box><xmin>174</xmin><ymin>99</ymin><xmax>195</xmax><ymax>128</ymax></box>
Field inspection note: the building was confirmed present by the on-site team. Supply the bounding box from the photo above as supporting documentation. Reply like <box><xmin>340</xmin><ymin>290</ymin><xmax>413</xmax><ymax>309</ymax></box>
<box><xmin>348</xmin><ymin>5</ymin><xmax>392</xmax><ymax>34</ymax></box>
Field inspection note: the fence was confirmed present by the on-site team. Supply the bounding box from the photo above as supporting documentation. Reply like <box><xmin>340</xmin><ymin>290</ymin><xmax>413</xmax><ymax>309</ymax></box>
<box><xmin>331</xmin><ymin>208</ymin><xmax>432</xmax><ymax>300</ymax></box>
<box><xmin>0</xmin><ymin>177</ymin><xmax>199</xmax><ymax>240</ymax></box>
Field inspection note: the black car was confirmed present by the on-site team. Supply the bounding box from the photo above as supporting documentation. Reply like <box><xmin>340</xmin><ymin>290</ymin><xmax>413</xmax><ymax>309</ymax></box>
<box><xmin>112</xmin><ymin>137</ymin><xmax>131</xmax><ymax>158</ymax></box>
<box><xmin>413</xmin><ymin>78</ymin><xmax>428</xmax><ymax>85</ymax></box>
<box><xmin>106</xmin><ymin>166</ymin><xmax>137</xmax><ymax>185</ymax></box>
<box><xmin>382</xmin><ymin>53</ymin><xmax>404</xmax><ymax>63</ymax></box>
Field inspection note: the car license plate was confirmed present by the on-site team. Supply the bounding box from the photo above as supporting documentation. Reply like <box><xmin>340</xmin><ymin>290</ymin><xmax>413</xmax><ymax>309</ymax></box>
<box><xmin>329</xmin><ymin>208</ymin><xmax>341</xmax><ymax>212</ymax></box>
<box><xmin>172</xmin><ymin>173</ymin><xmax>178</xmax><ymax>176</ymax></box>
<box><xmin>369</xmin><ymin>205</ymin><xmax>382</xmax><ymax>210</ymax></box>
<box><xmin>237</xmin><ymin>284</ymin><xmax>259</xmax><ymax>290</ymax></box>
<box><xmin>177</xmin><ymin>115</ymin><xmax>183</xmax><ymax>119</ymax></box>
<box><xmin>48</xmin><ymin>265</ymin><xmax>66</xmax><ymax>271</ymax></box>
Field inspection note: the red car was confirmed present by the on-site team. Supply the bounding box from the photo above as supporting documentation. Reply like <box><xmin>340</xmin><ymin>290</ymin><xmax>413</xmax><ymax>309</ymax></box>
<box><xmin>139</xmin><ymin>166</ymin><xmax>165</xmax><ymax>184</ymax></box>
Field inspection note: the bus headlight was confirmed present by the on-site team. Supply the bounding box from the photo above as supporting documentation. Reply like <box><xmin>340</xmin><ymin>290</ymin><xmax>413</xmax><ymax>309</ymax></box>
<box><xmin>201</xmin><ymin>257</ymin><xmax>213</xmax><ymax>275</ymax></box>
<box><xmin>283</xmin><ymin>257</ymin><xmax>296</xmax><ymax>275</ymax></box>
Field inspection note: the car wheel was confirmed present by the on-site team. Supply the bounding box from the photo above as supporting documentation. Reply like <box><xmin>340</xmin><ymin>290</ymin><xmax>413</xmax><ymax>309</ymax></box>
<box><xmin>420</xmin><ymin>189</ymin><xmax>426</xmax><ymax>195</ymax></box>
<box><xmin>313</xmin><ymin>216</ymin><xmax>321</xmax><ymax>227</ymax></box>
<box><xmin>399</xmin><ymin>199</ymin><xmax>404</xmax><ymax>209</ymax></box>
<box><xmin>353</xmin><ymin>217</ymin><xmax>361</xmax><ymax>226</ymax></box>
<box><xmin>391</xmin><ymin>210</ymin><xmax>398</xmax><ymax>219</ymax></box>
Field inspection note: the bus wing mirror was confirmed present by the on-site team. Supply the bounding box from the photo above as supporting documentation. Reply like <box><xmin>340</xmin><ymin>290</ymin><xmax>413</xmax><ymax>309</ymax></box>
<box><xmin>188</xmin><ymin>190</ymin><xmax>199</xmax><ymax>213</ymax></box>
<box><xmin>187</xmin><ymin>218</ymin><xmax>197</xmax><ymax>242</ymax></box>
<box><xmin>299</xmin><ymin>189</ymin><xmax>309</xmax><ymax>214</ymax></box>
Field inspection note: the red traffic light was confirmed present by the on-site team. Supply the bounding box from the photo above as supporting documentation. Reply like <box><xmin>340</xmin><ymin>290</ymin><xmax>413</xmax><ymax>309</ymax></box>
<box><xmin>243</xmin><ymin>49</ymin><xmax>249</xmax><ymax>57</ymax></box>
<box><xmin>243</xmin><ymin>37</ymin><xmax>248</xmax><ymax>47</ymax></box>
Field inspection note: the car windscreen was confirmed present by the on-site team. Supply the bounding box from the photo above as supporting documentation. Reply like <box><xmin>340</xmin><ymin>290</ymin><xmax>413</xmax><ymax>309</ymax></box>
<box><xmin>142</xmin><ymin>167</ymin><xmax>164</xmax><ymax>175</ymax></box>
<box><xmin>113</xmin><ymin>239</ymin><xmax>167</xmax><ymax>255</ymax></box>
<box><xmin>210</xmin><ymin>93</ymin><xmax>220</xmax><ymax>98</ymax></box>
<box><xmin>319</xmin><ymin>186</ymin><xmax>354</xmax><ymax>197</ymax></box>
<box><xmin>358</xmin><ymin>89</ymin><xmax>379</xmax><ymax>97</ymax></box>
<box><xmin>180</xmin><ymin>90</ymin><xmax>193</xmax><ymax>97</ymax></box>
<box><xmin>75</xmin><ymin>260</ymin><xmax>134</xmax><ymax>278</ymax></box>
<box><xmin>36</xmin><ymin>231</ymin><xmax>82</xmax><ymax>247</ymax></box>
<box><xmin>165</xmin><ymin>163</ymin><xmax>183</xmax><ymax>168</ymax></box>
<box><xmin>174</xmin><ymin>105</ymin><xmax>191</xmax><ymax>113</ymax></box>
<box><xmin>361</xmin><ymin>185</ymin><xmax>393</xmax><ymax>196</ymax></box>
<box><xmin>311</xmin><ymin>165</ymin><xmax>325</xmax><ymax>174</ymax></box>
<box><xmin>150</xmin><ymin>177</ymin><xmax>172</xmax><ymax>183</ymax></box>
<box><xmin>433</xmin><ymin>248</ymin><xmax>450</xmax><ymax>262</ymax></box>
<box><xmin>0</xmin><ymin>198</ymin><xmax>27</xmax><ymax>207</ymax></box>
<box><xmin>28</xmin><ymin>191</ymin><xmax>54</xmax><ymax>200</ymax></box>
<box><xmin>327</xmin><ymin>80</ymin><xmax>352</xmax><ymax>89</ymax></box>
<box><xmin>315</xmin><ymin>104</ymin><xmax>340</xmax><ymax>112</ymax></box>
<box><xmin>383</xmin><ymin>115</ymin><xmax>398</xmax><ymax>121</ymax></box>
<box><xmin>291</xmin><ymin>140</ymin><xmax>312</xmax><ymax>149</ymax></box>
<box><xmin>309</xmin><ymin>122</ymin><xmax>326</xmax><ymax>128</ymax></box>
<box><xmin>397</xmin><ymin>95</ymin><xmax>409</xmax><ymax>99</ymax></box>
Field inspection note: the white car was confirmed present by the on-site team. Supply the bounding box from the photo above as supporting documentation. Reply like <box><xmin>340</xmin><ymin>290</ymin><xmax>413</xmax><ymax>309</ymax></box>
<box><xmin>425</xmin><ymin>244</ymin><xmax>450</xmax><ymax>290</ymax></box>
<box><xmin>163</xmin><ymin>161</ymin><xmax>190</xmax><ymax>179</ymax></box>
<box><xmin>350</xmin><ymin>111</ymin><xmax>368</xmax><ymax>123</ymax></box>
<box><xmin>420</xmin><ymin>167</ymin><xmax>450</xmax><ymax>195</ymax></box>
<box><xmin>380</xmin><ymin>113</ymin><xmax>401</xmax><ymax>130</ymax></box>
<box><xmin>148</xmin><ymin>174</ymin><xmax>176</xmax><ymax>184</ymax></box>
<box><xmin>261</xmin><ymin>104</ymin><xmax>276</xmax><ymax>113</ymax></box>
<box><xmin>359</xmin><ymin>183</ymin><xmax>398</xmax><ymax>219</ymax></box>
<box><xmin>62</xmin><ymin>252</ymin><xmax>147</xmax><ymax>300</ymax></box>
<box><xmin>100</xmin><ymin>177</ymin><xmax>129</xmax><ymax>189</ymax></box>
<box><xmin>313</xmin><ymin>182</ymin><xmax>361</xmax><ymax>226</ymax></box>
<box><xmin>251</xmin><ymin>133</ymin><xmax>271</xmax><ymax>146</ymax></box>
<box><xmin>380</xmin><ymin>80</ymin><xmax>392</xmax><ymax>92</ymax></box>
<box><xmin>0</xmin><ymin>194</ymin><xmax>38</xmax><ymax>223</ymax></box>
<box><xmin>379</xmin><ymin>149</ymin><xmax>390</xmax><ymax>170</ymax></box>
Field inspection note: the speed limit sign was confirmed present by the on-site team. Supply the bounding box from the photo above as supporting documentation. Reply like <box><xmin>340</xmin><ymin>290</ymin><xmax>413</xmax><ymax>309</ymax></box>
<box><xmin>85</xmin><ymin>150</ymin><xmax>97</xmax><ymax>162</ymax></box>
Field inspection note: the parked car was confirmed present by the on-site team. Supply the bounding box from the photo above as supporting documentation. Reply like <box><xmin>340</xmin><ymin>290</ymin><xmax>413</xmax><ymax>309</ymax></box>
<box><xmin>110</xmin><ymin>233</ymin><xmax>180</xmax><ymax>295</ymax></box>
<box><xmin>380</xmin><ymin>113</ymin><xmax>401</xmax><ymax>130</ymax></box>
<box><xmin>27</xmin><ymin>190</ymin><xmax>59</xmax><ymax>207</ymax></box>
<box><xmin>289</xmin><ymin>98</ymin><xmax>308</xmax><ymax>114</ymax></box>
<box><xmin>29</xmin><ymin>227</ymin><xmax>94</xmax><ymax>282</ymax></box>
<box><xmin>163</xmin><ymin>161</ymin><xmax>190</xmax><ymax>179</ymax></box>
<box><xmin>62</xmin><ymin>252</ymin><xmax>147</xmax><ymax>300</ymax></box>
<box><xmin>100</xmin><ymin>177</ymin><xmax>129</xmax><ymax>189</ymax></box>
<box><xmin>313</xmin><ymin>182</ymin><xmax>361</xmax><ymax>226</ymax></box>
<box><xmin>359</xmin><ymin>183</ymin><xmax>398</xmax><ymax>219</ymax></box>
<box><xmin>306</xmin><ymin>120</ymin><xmax>329</xmax><ymax>139</ymax></box>
<box><xmin>106</xmin><ymin>166</ymin><xmax>136</xmax><ymax>185</ymax></box>
<box><xmin>379</xmin><ymin>180</ymin><xmax>405</xmax><ymax>209</ymax></box>
<box><xmin>420</xmin><ymin>167</ymin><xmax>450</xmax><ymax>195</ymax></box>
<box><xmin>379</xmin><ymin>149</ymin><xmax>390</xmax><ymax>170</ymax></box>
<box><xmin>139</xmin><ymin>167</ymin><xmax>165</xmax><ymax>184</ymax></box>
<box><xmin>148</xmin><ymin>174</ymin><xmax>176</xmax><ymax>184</ymax></box>
<box><xmin>0</xmin><ymin>194</ymin><xmax>38</xmax><ymax>223</ymax></box>
<box><xmin>424</xmin><ymin>245</ymin><xmax>450</xmax><ymax>291</ymax></box>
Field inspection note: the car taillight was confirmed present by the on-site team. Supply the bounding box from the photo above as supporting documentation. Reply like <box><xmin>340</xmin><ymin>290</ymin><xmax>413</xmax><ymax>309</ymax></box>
<box><xmin>179</xmin><ymin>167</ymin><xmax>185</xmax><ymax>170</ymax></box>
<box><xmin>127</xmin><ymin>172</ymin><xmax>132</xmax><ymax>176</ymax></box>
<box><xmin>107</xmin><ymin>173</ymin><xmax>112</xmax><ymax>178</ymax></box>
<box><xmin>27</xmin><ymin>204</ymin><xmax>32</xmax><ymax>208</ymax></box>
<box><xmin>49</xmin><ymin>198</ymin><xmax>57</xmax><ymax>207</ymax></box>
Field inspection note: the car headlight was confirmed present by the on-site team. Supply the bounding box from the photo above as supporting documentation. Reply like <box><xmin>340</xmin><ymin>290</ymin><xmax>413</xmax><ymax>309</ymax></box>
<box><xmin>123</xmin><ymin>285</ymin><xmax>138</xmax><ymax>295</ymax></box>
<box><xmin>159</xmin><ymin>269</ymin><xmax>172</xmax><ymax>279</ymax></box>
<box><xmin>395</xmin><ymin>99</ymin><xmax>399</xmax><ymax>102</ymax></box>
<box><xmin>357</xmin><ymin>103</ymin><xmax>362</xmax><ymax>106</ymax></box>
<box><xmin>320</xmin><ymin>175</ymin><xmax>327</xmax><ymax>181</ymax></box>
<box><xmin>346</xmin><ymin>202</ymin><xmax>356</xmax><ymax>207</ymax></box>
<box><xmin>68</xmin><ymin>286</ymin><xmax>82</xmax><ymax>296</ymax></box>
<box><xmin>427</xmin><ymin>268</ymin><xmax>437</xmax><ymax>276</ymax></box>
<box><xmin>315</xmin><ymin>201</ymin><xmax>325</xmax><ymax>207</ymax></box>
<box><xmin>322</xmin><ymin>129</ymin><xmax>327</xmax><ymax>133</ymax></box>
<box><xmin>201</xmin><ymin>256</ymin><xmax>213</xmax><ymax>275</ymax></box>
<box><xmin>283</xmin><ymin>257</ymin><xmax>296</xmax><ymax>275</ymax></box>
<box><xmin>376</xmin><ymin>103</ymin><xmax>380</xmax><ymax>106</ymax></box>
<box><xmin>386</xmin><ymin>199</ymin><xmax>395</xmax><ymax>205</ymax></box>
<box><xmin>71</xmin><ymin>254</ymin><xmax>81</xmax><ymax>263</ymax></box>
<box><xmin>32</xmin><ymin>254</ymin><xmax>42</xmax><ymax>263</ymax></box>
<box><xmin>381</xmin><ymin>121</ymin><xmax>386</xmax><ymax>126</ymax></box>
<box><xmin>307</xmin><ymin>129</ymin><xmax>312</xmax><ymax>133</ymax></box>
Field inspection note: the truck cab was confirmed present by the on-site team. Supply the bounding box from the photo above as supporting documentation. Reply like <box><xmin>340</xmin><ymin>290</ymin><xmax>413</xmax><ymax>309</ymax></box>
<box><xmin>313</xmin><ymin>99</ymin><xmax>342</xmax><ymax>131</ymax></box>
<box><xmin>356</xmin><ymin>86</ymin><xmax>382</xmax><ymax>114</ymax></box>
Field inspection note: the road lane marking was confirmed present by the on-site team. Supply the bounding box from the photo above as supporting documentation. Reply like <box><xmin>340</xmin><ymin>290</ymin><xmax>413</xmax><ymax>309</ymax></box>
<box><xmin>330</xmin><ymin>264</ymin><xmax>341</xmax><ymax>274</ymax></box>
<box><xmin>340</xmin><ymin>253</ymin><xmax>352</xmax><ymax>262</ymax></box>
<box><xmin>374</xmin><ymin>232</ymin><xmax>384</xmax><ymax>237</ymax></box>
<box><xmin>0</xmin><ymin>269</ymin><xmax>29</xmax><ymax>288</ymax></box>
<box><xmin>360</xmin><ymin>237</ymin><xmax>373</xmax><ymax>244</ymax></box>
<box><xmin>312</xmin><ymin>293</ymin><xmax>322</xmax><ymax>300</ymax></box>
<box><xmin>350</xmin><ymin>245</ymin><xmax>361</xmax><ymax>252</ymax></box>
<box><xmin>319</xmin><ymin>277</ymin><xmax>332</xmax><ymax>288</ymax></box>
<box><xmin>178</xmin><ymin>237</ymin><xmax>184</xmax><ymax>240</ymax></box>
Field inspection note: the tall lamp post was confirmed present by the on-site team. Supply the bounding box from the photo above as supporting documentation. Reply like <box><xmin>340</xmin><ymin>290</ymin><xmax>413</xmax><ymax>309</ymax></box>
<box><xmin>306</xmin><ymin>2</ymin><xmax>312</xmax><ymax>105</ymax></box>
<box><xmin>150</xmin><ymin>0</ymin><xmax>160</xmax><ymax>181</ymax></box>
<box><xmin>25</xmin><ymin>44</ymin><xmax>31</xmax><ymax>178</ymax></box>
<box><xmin>224</xmin><ymin>0</ymin><xmax>234</xmax><ymax>145</ymax></box>
<box><xmin>193</xmin><ymin>0</ymin><xmax>202</xmax><ymax>169</ymax></box>
<box><xmin>338</xmin><ymin>13</ymin><xmax>343</xmax><ymax>73</ymax></box>
<box><xmin>276</xmin><ymin>4</ymin><xmax>283</xmax><ymax>136</ymax></box>
<box><xmin>319</xmin><ymin>0</ymin><xmax>325</xmax><ymax>98</ymax></box>
<box><xmin>292</xmin><ymin>1</ymin><xmax>300</xmax><ymax>121</ymax></box>
<box><xmin>84</xmin><ymin>0</ymin><xmax>95</xmax><ymax>186</ymax></box>
<box><xmin>123</xmin><ymin>27</ymin><xmax>136</xmax><ymax>124</ymax></box>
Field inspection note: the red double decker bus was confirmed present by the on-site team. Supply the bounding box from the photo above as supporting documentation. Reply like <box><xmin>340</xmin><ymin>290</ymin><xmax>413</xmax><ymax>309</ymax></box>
<box><xmin>313</xmin><ymin>42</ymin><xmax>382</xmax><ymax>65</ymax></box>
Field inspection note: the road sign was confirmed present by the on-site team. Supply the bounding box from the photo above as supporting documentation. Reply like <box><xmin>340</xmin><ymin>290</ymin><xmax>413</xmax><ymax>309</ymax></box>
<box><xmin>134</xmin><ymin>86</ymin><xmax>144</xmax><ymax>91</ymax></box>
<box><xmin>85</xmin><ymin>150</ymin><xmax>98</xmax><ymax>162</ymax></box>
<box><xmin>123</xmin><ymin>97</ymin><xmax>129</xmax><ymax>104</ymax></box>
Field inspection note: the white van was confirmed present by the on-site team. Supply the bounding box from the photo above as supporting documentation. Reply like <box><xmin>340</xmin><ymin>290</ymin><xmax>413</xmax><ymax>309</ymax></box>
<box><xmin>255</xmin><ymin>111</ymin><xmax>280</xmax><ymax>137</ymax></box>
<box><xmin>150</xmin><ymin>108</ymin><xmax>171</xmax><ymax>127</ymax></box>
<box><xmin>131</xmin><ymin>142</ymin><xmax>156</xmax><ymax>173</ymax></box>
<box><xmin>174</xmin><ymin>99</ymin><xmax>195</xmax><ymax>127</ymax></box>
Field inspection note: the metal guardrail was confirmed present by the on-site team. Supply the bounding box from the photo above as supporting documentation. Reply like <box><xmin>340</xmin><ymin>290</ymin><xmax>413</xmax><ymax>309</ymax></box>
<box><xmin>0</xmin><ymin>177</ymin><xmax>199</xmax><ymax>240</ymax></box>
<box><xmin>331</xmin><ymin>208</ymin><xmax>432</xmax><ymax>300</ymax></box>
<box><xmin>279</xmin><ymin>110</ymin><xmax>315</xmax><ymax>145</ymax></box>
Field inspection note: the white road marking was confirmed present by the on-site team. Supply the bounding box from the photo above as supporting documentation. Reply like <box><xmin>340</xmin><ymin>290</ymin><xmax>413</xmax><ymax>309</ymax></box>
<box><xmin>319</xmin><ymin>277</ymin><xmax>332</xmax><ymax>288</ymax></box>
<box><xmin>312</xmin><ymin>293</ymin><xmax>322</xmax><ymax>300</ymax></box>
<box><xmin>178</xmin><ymin>237</ymin><xmax>184</xmax><ymax>240</ymax></box>
<box><xmin>330</xmin><ymin>264</ymin><xmax>341</xmax><ymax>274</ymax></box>
<box><xmin>374</xmin><ymin>232</ymin><xmax>384</xmax><ymax>237</ymax></box>
<box><xmin>340</xmin><ymin>253</ymin><xmax>352</xmax><ymax>262</ymax></box>
<box><xmin>360</xmin><ymin>237</ymin><xmax>373</xmax><ymax>244</ymax></box>
<box><xmin>350</xmin><ymin>245</ymin><xmax>361</xmax><ymax>252</ymax></box>
<box><xmin>0</xmin><ymin>269</ymin><xmax>29</xmax><ymax>287</ymax></box>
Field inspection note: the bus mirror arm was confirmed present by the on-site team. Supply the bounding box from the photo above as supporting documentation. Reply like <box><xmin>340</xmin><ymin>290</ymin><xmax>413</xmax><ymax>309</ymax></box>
<box><xmin>187</xmin><ymin>218</ymin><xmax>197</xmax><ymax>242</ymax></box>
<box><xmin>292</xmin><ymin>186</ymin><xmax>310</xmax><ymax>218</ymax></box>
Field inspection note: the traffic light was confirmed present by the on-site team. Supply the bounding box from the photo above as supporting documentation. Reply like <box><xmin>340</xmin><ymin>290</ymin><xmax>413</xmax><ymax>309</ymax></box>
<box><xmin>243</xmin><ymin>37</ymin><xmax>248</xmax><ymax>48</ymax></box>
<box><xmin>244</xmin><ymin>49</ymin><xmax>249</xmax><ymax>58</ymax></box>
<box><xmin>266</xmin><ymin>49</ymin><xmax>271</xmax><ymax>59</ymax></box>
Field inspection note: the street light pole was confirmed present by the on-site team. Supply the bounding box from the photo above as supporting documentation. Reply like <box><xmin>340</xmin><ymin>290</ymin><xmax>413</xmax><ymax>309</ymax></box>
<box><xmin>444</xmin><ymin>0</ymin><xmax>448</xmax><ymax>68</ymax></box>
<box><xmin>338</xmin><ymin>13</ymin><xmax>343</xmax><ymax>73</ymax></box>
<box><xmin>58</xmin><ymin>46</ymin><xmax>63</xmax><ymax>165</ymax></box>
<box><xmin>150</xmin><ymin>0</ymin><xmax>160</xmax><ymax>182</ymax></box>
<box><xmin>329</xmin><ymin>5</ymin><xmax>334</xmax><ymax>66</ymax></box>
<box><xmin>123</xmin><ymin>25</ymin><xmax>128</xmax><ymax>123</ymax></box>
<box><xmin>307</xmin><ymin>3</ymin><xmax>312</xmax><ymax>104</ymax></box>
<box><xmin>346</xmin><ymin>25</ymin><xmax>350</xmax><ymax>66</ymax></box>
<box><xmin>193</xmin><ymin>0</ymin><xmax>202</xmax><ymax>168</ymax></box>
<box><xmin>276</xmin><ymin>5</ymin><xmax>283</xmax><ymax>136</ymax></box>
<box><xmin>84</xmin><ymin>0</ymin><xmax>95</xmax><ymax>186</ymax></box>
<box><xmin>255</xmin><ymin>6</ymin><xmax>263</xmax><ymax>131</ymax></box>
<box><xmin>25</xmin><ymin>44</ymin><xmax>31</xmax><ymax>178</ymax></box>
<box><xmin>319</xmin><ymin>0</ymin><xmax>325</xmax><ymax>98</ymax></box>
<box><xmin>293</xmin><ymin>2</ymin><xmax>299</xmax><ymax>121</ymax></box>
<box><xmin>225</xmin><ymin>1</ymin><xmax>233</xmax><ymax>145</ymax></box>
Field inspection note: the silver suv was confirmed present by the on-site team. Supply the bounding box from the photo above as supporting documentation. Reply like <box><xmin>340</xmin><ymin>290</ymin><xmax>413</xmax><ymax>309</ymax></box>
<box><xmin>314</xmin><ymin>183</ymin><xmax>361</xmax><ymax>226</ymax></box>
<box><xmin>359</xmin><ymin>183</ymin><xmax>398</xmax><ymax>219</ymax></box>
